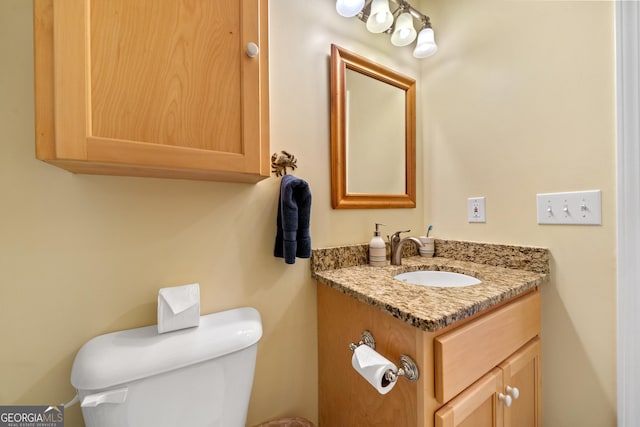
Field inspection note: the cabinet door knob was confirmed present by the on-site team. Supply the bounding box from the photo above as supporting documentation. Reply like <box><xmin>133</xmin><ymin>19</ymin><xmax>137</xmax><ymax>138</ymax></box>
<box><xmin>498</xmin><ymin>392</ymin><xmax>512</xmax><ymax>407</ymax></box>
<box><xmin>246</xmin><ymin>42</ymin><xmax>259</xmax><ymax>58</ymax></box>
<box><xmin>506</xmin><ymin>385</ymin><xmax>520</xmax><ymax>399</ymax></box>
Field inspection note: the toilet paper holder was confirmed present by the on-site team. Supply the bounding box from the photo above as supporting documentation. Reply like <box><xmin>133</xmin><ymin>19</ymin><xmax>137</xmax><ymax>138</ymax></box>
<box><xmin>348</xmin><ymin>330</ymin><xmax>419</xmax><ymax>383</ymax></box>
<box><xmin>348</xmin><ymin>330</ymin><xmax>377</xmax><ymax>350</ymax></box>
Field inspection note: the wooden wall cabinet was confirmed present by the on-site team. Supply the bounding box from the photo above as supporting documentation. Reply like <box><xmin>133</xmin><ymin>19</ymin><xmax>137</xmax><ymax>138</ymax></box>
<box><xmin>317</xmin><ymin>285</ymin><xmax>541</xmax><ymax>427</ymax></box>
<box><xmin>34</xmin><ymin>0</ymin><xmax>269</xmax><ymax>183</ymax></box>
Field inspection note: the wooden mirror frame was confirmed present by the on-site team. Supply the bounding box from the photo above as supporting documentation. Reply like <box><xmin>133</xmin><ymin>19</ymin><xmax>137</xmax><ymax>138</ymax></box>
<box><xmin>330</xmin><ymin>44</ymin><xmax>416</xmax><ymax>209</ymax></box>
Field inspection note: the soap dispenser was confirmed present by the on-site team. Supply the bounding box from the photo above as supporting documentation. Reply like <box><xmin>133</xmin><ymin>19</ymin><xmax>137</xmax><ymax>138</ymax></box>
<box><xmin>369</xmin><ymin>223</ymin><xmax>387</xmax><ymax>267</ymax></box>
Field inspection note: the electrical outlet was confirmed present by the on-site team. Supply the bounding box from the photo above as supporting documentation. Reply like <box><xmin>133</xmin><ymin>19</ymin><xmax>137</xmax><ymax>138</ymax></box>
<box><xmin>468</xmin><ymin>197</ymin><xmax>486</xmax><ymax>223</ymax></box>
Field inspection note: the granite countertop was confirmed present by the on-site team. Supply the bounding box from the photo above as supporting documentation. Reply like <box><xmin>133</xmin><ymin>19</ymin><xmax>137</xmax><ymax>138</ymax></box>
<box><xmin>311</xmin><ymin>240</ymin><xmax>550</xmax><ymax>333</ymax></box>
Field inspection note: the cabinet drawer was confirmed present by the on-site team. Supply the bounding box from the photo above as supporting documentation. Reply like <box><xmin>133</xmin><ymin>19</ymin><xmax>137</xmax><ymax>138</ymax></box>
<box><xmin>434</xmin><ymin>291</ymin><xmax>540</xmax><ymax>403</ymax></box>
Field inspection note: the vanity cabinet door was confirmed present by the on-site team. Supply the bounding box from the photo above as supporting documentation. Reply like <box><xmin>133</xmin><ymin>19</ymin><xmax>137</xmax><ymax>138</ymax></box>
<box><xmin>34</xmin><ymin>0</ymin><xmax>269</xmax><ymax>183</ymax></box>
<box><xmin>435</xmin><ymin>338</ymin><xmax>541</xmax><ymax>427</ymax></box>
<box><xmin>435</xmin><ymin>369</ymin><xmax>504</xmax><ymax>427</ymax></box>
<box><xmin>499</xmin><ymin>338</ymin><xmax>541</xmax><ymax>427</ymax></box>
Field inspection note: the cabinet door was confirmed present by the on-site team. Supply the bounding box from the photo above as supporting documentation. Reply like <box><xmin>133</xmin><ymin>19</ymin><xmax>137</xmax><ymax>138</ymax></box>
<box><xmin>499</xmin><ymin>338</ymin><xmax>541</xmax><ymax>427</ymax></box>
<box><xmin>435</xmin><ymin>369</ymin><xmax>504</xmax><ymax>427</ymax></box>
<box><xmin>35</xmin><ymin>0</ymin><xmax>269</xmax><ymax>182</ymax></box>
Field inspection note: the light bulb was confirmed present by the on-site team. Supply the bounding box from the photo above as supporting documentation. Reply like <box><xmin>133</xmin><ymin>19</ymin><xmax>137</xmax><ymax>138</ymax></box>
<box><xmin>390</xmin><ymin>12</ymin><xmax>417</xmax><ymax>47</ymax></box>
<box><xmin>366</xmin><ymin>0</ymin><xmax>393</xmax><ymax>33</ymax></box>
<box><xmin>336</xmin><ymin>0</ymin><xmax>365</xmax><ymax>18</ymax></box>
<box><xmin>413</xmin><ymin>27</ymin><xmax>438</xmax><ymax>58</ymax></box>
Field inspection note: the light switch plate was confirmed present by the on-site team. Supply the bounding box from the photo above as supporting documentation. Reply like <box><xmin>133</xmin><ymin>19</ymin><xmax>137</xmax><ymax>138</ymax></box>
<box><xmin>468</xmin><ymin>197</ymin><xmax>486</xmax><ymax>223</ymax></box>
<box><xmin>536</xmin><ymin>190</ymin><xmax>602</xmax><ymax>225</ymax></box>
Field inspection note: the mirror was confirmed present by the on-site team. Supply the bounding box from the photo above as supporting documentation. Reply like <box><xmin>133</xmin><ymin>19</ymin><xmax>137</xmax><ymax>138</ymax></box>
<box><xmin>330</xmin><ymin>44</ymin><xmax>416</xmax><ymax>209</ymax></box>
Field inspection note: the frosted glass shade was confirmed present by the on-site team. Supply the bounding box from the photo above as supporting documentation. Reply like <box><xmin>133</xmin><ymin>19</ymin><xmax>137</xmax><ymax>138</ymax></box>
<box><xmin>366</xmin><ymin>0</ymin><xmax>393</xmax><ymax>33</ymax></box>
<box><xmin>413</xmin><ymin>28</ymin><xmax>438</xmax><ymax>58</ymax></box>
<box><xmin>336</xmin><ymin>0</ymin><xmax>365</xmax><ymax>18</ymax></box>
<box><xmin>390</xmin><ymin>12</ymin><xmax>417</xmax><ymax>46</ymax></box>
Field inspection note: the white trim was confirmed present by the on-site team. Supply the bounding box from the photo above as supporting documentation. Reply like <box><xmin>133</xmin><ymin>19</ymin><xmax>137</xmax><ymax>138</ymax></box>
<box><xmin>616</xmin><ymin>2</ymin><xmax>640</xmax><ymax>426</ymax></box>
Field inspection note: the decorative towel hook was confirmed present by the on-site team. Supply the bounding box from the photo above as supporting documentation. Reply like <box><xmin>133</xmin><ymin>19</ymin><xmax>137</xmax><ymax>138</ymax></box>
<box><xmin>271</xmin><ymin>151</ymin><xmax>298</xmax><ymax>177</ymax></box>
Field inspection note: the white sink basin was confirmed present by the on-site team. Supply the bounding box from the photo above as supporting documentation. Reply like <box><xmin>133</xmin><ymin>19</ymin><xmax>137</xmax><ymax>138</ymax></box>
<box><xmin>394</xmin><ymin>270</ymin><xmax>481</xmax><ymax>288</ymax></box>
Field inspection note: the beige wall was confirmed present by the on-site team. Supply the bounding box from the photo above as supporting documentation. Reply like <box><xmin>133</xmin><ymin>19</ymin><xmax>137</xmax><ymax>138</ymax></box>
<box><xmin>1</xmin><ymin>0</ymin><xmax>618</xmax><ymax>426</ymax></box>
<box><xmin>422</xmin><ymin>0</ymin><xmax>617</xmax><ymax>425</ymax></box>
<box><xmin>0</xmin><ymin>1</ymin><xmax>423</xmax><ymax>426</ymax></box>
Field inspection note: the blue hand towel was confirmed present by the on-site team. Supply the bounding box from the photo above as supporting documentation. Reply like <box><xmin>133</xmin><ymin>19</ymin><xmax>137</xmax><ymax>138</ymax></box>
<box><xmin>274</xmin><ymin>175</ymin><xmax>312</xmax><ymax>264</ymax></box>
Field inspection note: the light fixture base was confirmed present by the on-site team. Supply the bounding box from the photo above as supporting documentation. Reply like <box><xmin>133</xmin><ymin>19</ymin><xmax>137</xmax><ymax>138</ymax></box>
<box><xmin>347</xmin><ymin>0</ymin><xmax>437</xmax><ymax>58</ymax></box>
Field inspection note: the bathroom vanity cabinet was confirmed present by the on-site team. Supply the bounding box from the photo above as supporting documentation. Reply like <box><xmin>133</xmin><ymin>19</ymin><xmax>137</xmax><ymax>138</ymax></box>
<box><xmin>33</xmin><ymin>0</ymin><xmax>269</xmax><ymax>183</ymax></box>
<box><xmin>317</xmin><ymin>284</ymin><xmax>541</xmax><ymax>427</ymax></box>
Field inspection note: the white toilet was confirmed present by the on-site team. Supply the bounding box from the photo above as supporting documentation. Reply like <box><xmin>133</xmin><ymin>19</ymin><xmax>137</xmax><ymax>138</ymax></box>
<box><xmin>71</xmin><ymin>307</ymin><xmax>262</xmax><ymax>427</ymax></box>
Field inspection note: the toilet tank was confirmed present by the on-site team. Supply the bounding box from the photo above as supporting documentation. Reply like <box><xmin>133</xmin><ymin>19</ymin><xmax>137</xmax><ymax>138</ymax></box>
<box><xmin>71</xmin><ymin>307</ymin><xmax>262</xmax><ymax>427</ymax></box>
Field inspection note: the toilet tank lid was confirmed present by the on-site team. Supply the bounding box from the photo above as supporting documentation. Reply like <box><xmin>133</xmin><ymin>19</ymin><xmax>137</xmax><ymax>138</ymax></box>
<box><xmin>71</xmin><ymin>307</ymin><xmax>262</xmax><ymax>390</ymax></box>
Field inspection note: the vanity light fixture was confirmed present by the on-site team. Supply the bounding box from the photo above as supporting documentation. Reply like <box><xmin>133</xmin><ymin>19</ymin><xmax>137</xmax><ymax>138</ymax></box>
<box><xmin>334</xmin><ymin>0</ymin><xmax>437</xmax><ymax>58</ymax></box>
<box><xmin>336</xmin><ymin>0</ymin><xmax>366</xmax><ymax>18</ymax></box>
<box><xmin>390</xmin><ymin>11</ymin><xmax>417</xmax><ymax>46</ymax></box>
<box><xmin>366</xmin><ymin>0</ymin><xmax>394</xmax><ymax>33</ymax></box>
<box><xmin>413</xmin><ymin>27</ymin><xmax>438</xmax><ymax>58</ymax></box>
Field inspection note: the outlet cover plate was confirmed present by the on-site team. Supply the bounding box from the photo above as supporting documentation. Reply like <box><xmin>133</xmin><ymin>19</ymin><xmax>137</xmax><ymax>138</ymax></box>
<box><xmin>536</xmin><ymin>190</ymin><xmax>602</xmax><ymax>225</ymax></box>
<box><xmin>468</xmin><ymin>197</ymin><xmax>486</xmax><ymax>223</ymax></box>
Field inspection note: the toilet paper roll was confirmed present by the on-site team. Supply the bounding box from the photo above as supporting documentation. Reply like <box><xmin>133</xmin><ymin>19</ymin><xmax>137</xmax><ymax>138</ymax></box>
<box><xmin>351</xmin><ymin>344</ymin><xmax>398</xmax><ymax>395</ymax></box>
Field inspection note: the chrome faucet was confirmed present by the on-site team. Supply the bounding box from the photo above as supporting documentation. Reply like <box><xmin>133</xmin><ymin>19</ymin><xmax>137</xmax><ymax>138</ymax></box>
<box><xmin>389</xmin><ymin>230</ymin><xmax>424</xmax><ymax>265</ymax></box>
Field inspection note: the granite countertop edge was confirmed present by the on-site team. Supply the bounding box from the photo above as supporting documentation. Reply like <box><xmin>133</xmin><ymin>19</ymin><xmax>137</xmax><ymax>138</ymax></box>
<box><xmin>311</xmin><ymin>251</ymin><xmax>549</xmax><ymax>333</ymax></box>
